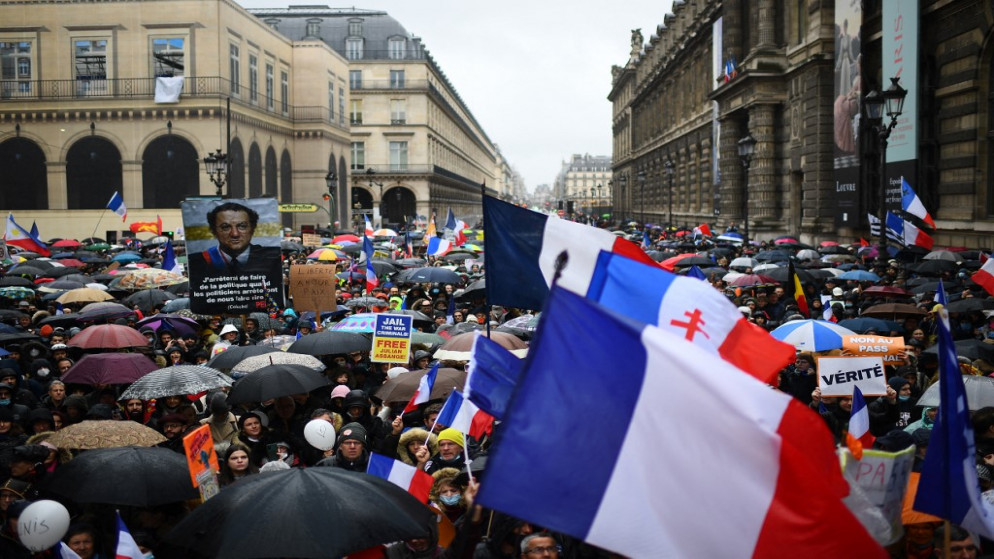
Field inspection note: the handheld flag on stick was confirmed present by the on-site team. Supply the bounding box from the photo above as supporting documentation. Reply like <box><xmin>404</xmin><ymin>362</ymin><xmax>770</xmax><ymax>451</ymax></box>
<box><xmin>115</xmin><ymin>510</ymin><xmax>144</xmax><ymax>559</ymax></box>
<box><xmin>5</xmin><ymin>213</ymin><xmax>50</xmax><ymax>256</ymax></box>
<box><xmin>972</xmin><ymin>258</ymin><xmax>994</xmax><ymax>297</ymax></box>
<box><xmin>403</xmin><ymin>363</ymin><xmax>438</xmax><ymax>414</ymax></box>
<box><xmin>848</xmin><ymin>385</ymin><xmax>875</xmax><ymax>455</ymax></box>
<box><xmin>162</xmin><ymin>240</ymin><xmax>182</xmax><ymax>274</ymax></box>
<box><xmin>363</xmin><ymin>236</ymin><xmax>378</xmax><ymax>294</ymax></box>
<box><xmin>445</xmin><ymin>208</ymin><xmax>467</xmax><ymax>246</ymax></box>
<box><xmin>364</xmin><ymin>215</ymin><xmax>375</xmax><ymax>238</ymax></box>
<box><xmin>367</xmin><ymin>452</ymin><xmax>433</xmax><ymax>502</ymax></box>
<box><xmin>107</xmin><ymin>191</ymin><xmax>128</xmax><ymax>222</ymax></box>
<box><xmin>786</xmin><ymin>260</ymin><xmax>809</xmax><ymax>318</ymax></box>
<box><xmin>436</xmin><ymin>390</ymin><xmax>493</xmax><ymax>440</ymax></box>
<box><xmin>900</xmin><ymin>178</ymin><xmax>935</xmax><ymax>229</ymax></box>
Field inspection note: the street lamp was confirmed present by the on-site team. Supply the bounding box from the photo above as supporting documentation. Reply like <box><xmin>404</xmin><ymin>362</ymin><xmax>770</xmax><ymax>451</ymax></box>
<box><xmin>865</xmin><ymin>76</ymin><xmax>907</xmax><ymax>263</ymax></box>
<box><xmin>637</xmin><ymin>170</ymin><xmax>646</xmax><ymax>225</ymax></box>
<box><xmin>365</xmin><ymin>167</ymin><xmax>384</xmax><ymax>227</ymax></box>
<box><xmin>664</xmin><ymin>159</ymin><xmax>675</xmax><ymax>230</ymax></box>
<box><xmin>619</xmin><ymin>175</ymin><xmax>628</xmax><ymax>222</ymax></box>
<box><xmin>324</xmin><ymin>170</ymin><xmax>337</xmax><ymax>229</ymax></box>
<box><xmin>737</xmin><ymin>132</ymin><xmax>756</xmax><ymax>245</ymax></box>
<box><xmin>203</xmin><ymin>149</ymin><xmax>228</xmax><ymax>197</ymax></box>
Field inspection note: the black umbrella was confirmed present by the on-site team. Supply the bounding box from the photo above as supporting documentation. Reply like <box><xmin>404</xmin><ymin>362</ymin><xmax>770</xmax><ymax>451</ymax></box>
<box><xmin>944</xmin><ymin>297</ymin><xmax>994</xmax><ymax>314</ymax></box>
<box><xmin>395</xmin><ymin>257</ymin><xmax>426</xmax><ymax>268</ymax></box>
<box><xmin>79</xmin><ymin>301</ymin><xmax>136</xmax><ymax>321</ymax></box>
<box><xmin>459</xmin><ymin>278</ymin><xmax>485</xmax><ymax>301</ymax></box>
<box><xmin>763</xmin><ymin>266</ymin><xmax>817</xmax><ymax>285</ymax></box>
<box><xmin>0</xmin><ymin>276</ymin><xmax>34</xmax><ymax>287</ymax></box>
<box><xmin>671</xmin><ymin>255</ymin><xmax>713</xmax><ymax>268</ymax></box>
<box><xmin>42</xmin><ymin>268</ymin><xmax>84</xmax><ymax>279</ymax></box>
<box><xmin>343</xmin><ymin>296</ymin><xmax>391</xmax><ymax>309</ymax></box>
<box><xmin>286</xmin><ymin>331</ymin><xmax>372</xmax><ymax>356</ymax></box>
<box><xmin>167</xmin><ymin>468</ymin><xmax>433</xmax><ymax>559</ymax></box>
<box><xmin>40</xmin><ymin>446</ymin><xmax>199</xmax><ymax>506</ymax></box>
<box><xmin>281</xmin><ymin>240</ymin><xmax>305</xmax><ymax>252</ymax></box>
<box><xmin>924</xmin><ymin>339</ymin><xmax>994</xmax><ymax>363</ymax></box>
<box><xmin>396</xmin><ymin>267</ymin><xmax>462</xmax><ymax>285</ymax></box>
<box><xmin>37</xmin><ymin>312</ymin><xmax>82</xmax><ymax>328</ymax></box>
<box><xmin>912</xmin><ymin>259</ymin><xmax>958</xmax><ymax>276</ymax></box>
<box><xmin>123</xmin><ymin>289</ymin><xmax>177</xmax><ymax>312</ymax></box>
<box><xmin>207</xmin><ymin>345</ymin><xmax>280</xmax><ymax>370</ymax></box>
<box><xmin>0</xmin><ymin>332</ymin><xmax>41</xmax><ymax>345</ymax></box>
<box><xmin>755</xmin><ymin>250</ymin><xmax>791</xmax><ymax>263</ymax></box>
<box><xmin>37</xmin><ymin>279</ymin><xmax>86</xmax><ymax>293</ymax></box>
<box><xmin>226</xmin><ymin>364</ymin><xmax>331</xmax><ymax>405</ymax></box>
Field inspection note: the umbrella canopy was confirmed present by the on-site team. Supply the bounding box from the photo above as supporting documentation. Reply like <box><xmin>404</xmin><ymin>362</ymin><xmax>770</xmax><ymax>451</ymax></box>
<box><xmin>0</xmin><ymin>286</ymin><xmax>35</xmax><ymax>300</ymax></box>
<box><xmin>78</xmin><ymin>301</ymin><xmax>135</xmax><ymax>321</ymax></box>
<box><xmin>836</xmin><ymin>270</ymin><xmax>881</xmax><ymax>282</ymax></box>
<box><xmin>329</xmin><ymin>313</ymin><xmax>393</xmax><ymax>333</ymax></box>
<box><xmin>411</xmin><ymin>331</ymin><xmax>445</xmax><ymax>347</ymax></box>
<box><xmin>945</xmin><ymin>297</ymin><xmax>994</xmax><ymax>314</ymax></box>
<box><xmin>433</xmin><ymin>331</ymin><xmax>528</xmax><ymax>361</ymax></box>
<box><xmin>123</xmin><ymin>289</ymin><xmax>177</xmax><ymax>312</ymax></box>
<box><xmin>729</xmin><ymin>257</ymin><xmax>759</xmax><ymax>270</ymax></box>
<box><xmin>728</xmin><ymin>274</ymin><xmax>779</xmax><ymax>288</ymax></box>
<box><xmin>167</xmin><ymin>468</ymin><xmax>433</xmax><ymax>559</ymax></box>
<box><xmin>226</xmin><ymin>364</ymin><xmax>331</xmax><ymax>405</ymax></box>
<box><xmin>912</xmin><ymin>259</ymin><xmax>958</xmax><ymax>276</ymax></box>
<box><xmin>373</xmin><ymin>228</ymin><xmax>399</xmax><ymax>237</ymax></box>
<box><xmin>280</xmin><ymin>240</ymin><xmax>305</xmax><ymax>252</ymax></box>
<box><xmin>62</xmin><ymin>353</ymin><xmax>159</xmax><ymax>385</ymax></box>
<box><xmin>287</xmin><ymin>330</ymin><xmax>372</xmax><ymax>355</ymax></box>
<box><xmin>917</xmin><ymin>375</ymin><xmax>994</xmax><ymax>409</ymax></box>
<box><xmin>120</xmin><ymin>365</ymin><xmax>232</xmax><ymax>400</ymax></box>
<box><xmin>136</xmin><ymin>314</ymin><xmax>201</xmax><ymax>337</ymax></box>
<box><xmin>795</xmin><ymin>249</ymin><xmax>822</xmax><ymax>261</ymax></box>
<box><xmin>36</xmin><ymin>279</ymin><xmax>86</xmax><ymax>293</ymax></box>
<box><xmin>207</xmin><ymin>345</ymin><xmax>280</xmax><ymax>370</ymax></box>
<box><xmin>375</xmin><ymin>367</ymin><xmax>466</xmax><ymax>403</ymax></box>
<box><xmin>396</xmin><ymin>267</ymin><xmax>463</xmax><ymax>285</ymax></box>
<box><xmin>770</xmin><ymin>320</ymin><xmax>856</xmax><ymax>352</ymax></box>
<box><xmin>332</xmin><ymin>234</ymin><xmax>361</xmax><ymax>244</ymax></box>
<box><xmin>764</xmin><ymin>266</ymin><xmax>816</xmax><ymax>285</ymax></box>
<box><xmin>230</xmin><ymin>353</ymin><xmax>325</xmax><ymax>376</ymax></box>
<box><xmin>862</xmin><ymin>286</ymin><xmax>913</xmax><ymax>298</ymax></box>
<box><xmin>161</xmin><ymin>297</ymin><xmax>191</xmax><ymax>313</ymax></box>
<box><xmin>861</xmin><ymin>303</ymin><xmax>926</xmax><ymax>320</ymax></box>
<box><xmin>51</xmin><ymin>239</ymin><xmax>81</xmax><ymax>248</ymax></box>
<box><xmin>41</xmin><ymin>446</ymin><xmax>198</xmax><ymax>506</ymax></box>
<box><xmin>117</xmin><ymin>268</ymin><xmax>187</xmax><ymax>290</ymax></box>
<box><xmin>47</xmin><ymin>420</ymin><xmax>166</xmax><ymax>449</ymax></box>
<box><xmin>923</xmin><ymin>250</ymin><xmax>960</xmax><ymax>262</ymax></box>
<box><xmin>343</xmin><ymin>297</ymin><xmax>391</xmax><ymax>309</ymax></box>
<box><xmin>755</xmin><ymin>250</ymin><xmax>791</xmax><ymax>263</ymax></box>
<box><xmin>67</xmin><ymin>324</ymin><xmax>149</xmax><ymax>349</ymax></box>
<box><xmin>837</xmin><ymin>317</ymin><xmax>904</xmax><ymax>335</ymax></box>
<box><xmin>0</xmin><ymin>276</ymin><xmax>35</xmax><ymax>288</ymax></box>
<box><xmin>924</xmin><ymin>339</ymin><xmax>994</xmax><ymax>363</ymax></box>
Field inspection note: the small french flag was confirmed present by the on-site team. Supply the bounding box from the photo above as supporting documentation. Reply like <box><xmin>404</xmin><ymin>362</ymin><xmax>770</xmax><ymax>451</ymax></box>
<box><xmin>848</xmin><ymin>385</ymin><xmax>875</xmax><ymax>452</ymax></box>
<box><xmin>115</xmin><ymin>510</ymin><xmax>144</xmax><ymax>559</ymax></box>
<box><xmin>437</xmin><ymin>390</ymin><xmax>494</xmax><ymax>440</ymax></box>
<box><xmin>403</xmin><ymin>362</ymin><xmax>438</xmax><ymax>413</ymax></box>
<box><xmin>107</xmin><ymin>191</ymin><xmax>127</xmax><ymax>222</ymax></box>
<box><xmin>367</xmin><ymin>452</ymin><xmax>434</xmax><ymax>502</ymax></box>
<box><xmin>973</xmin><ymin>258</ymin><xmax>994</xmax><ymax>297</ymax></box>
<box><xmin>427</xmin><ymin>237</ymin><xmax>453</xmax><ymax>257</ymax></box>
<box><xmin>364</xmin><ymin>215</ymin><xmax>375</xmax><ymax>238</ymax></box>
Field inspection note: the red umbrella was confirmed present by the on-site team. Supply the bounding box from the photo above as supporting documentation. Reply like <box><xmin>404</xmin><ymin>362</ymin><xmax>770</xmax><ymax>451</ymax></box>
<box><xmin>56</xmin><ymin>259</ymin><xmax>86</xmax><ymax>267</ymax></box>
<box><xmin>68</xmin><ymin>324</ymin><xmax>150</xmax><ymax>349</ymax></box>
<box><xmin>660</xmin><ymin>253</ymin><xmax>699</xmax><ymax>271</ymax></box>
<box><xmin>862</xmin><ymin>285</ymin><xmax>913</xmax><ymax>298</ymax></box>
<box><xmin>729</xmin><ymin>274</ymin><xmax>779</xmax><ymax>287</ymax></box>
<box><xmin>62</xmin><ymin>353</ymin><xmax>159</xmax><ymax>385</ymax></box>
<box><xmin>333</xmin><ymin>234</ymin><xmax>361</xmax><ymax>244</ymax></box>
<box><xmin>819</xmin><ymin>241</ymin><xmax>840</xmax><ymax>247</ymax></box>
<box><xmin>52</xmin><ymin>239</ymin><xmax>81</xmax><ymax>248</ymax></box>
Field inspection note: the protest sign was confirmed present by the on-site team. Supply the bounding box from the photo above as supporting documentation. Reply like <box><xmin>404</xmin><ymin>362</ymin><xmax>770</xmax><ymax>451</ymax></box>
<box><xmin>817</xmin><ymin>356</ymin><xmax>888</xmax><ymax>396</ymax></box>
<box><xmin>183</xmin><ymin>424</ymin><xmax>220</xmax><ymax>501</ymax></box>
<box><xmin>290</xmin><ymin>264</ymin><xmax>338</xmax><ymax>313</ymax></box>
<box><xmin>301</xmin><ymin>233</ymin><xmax>322</xmax><ymax>247</ymax></box>
<box><xmin>842</xmin><ymin>335</ymin><xmax>907</xmax><ymax>364</ymax></box>
<box><xmin>371</xmin><ymin>314</ymin><xmax>412</xmax><ymax>363</ymax></box>
<box><xmin>841</xmin><ymin>445</ymin><xmax>915</xmax><ymax>545</ymax></box>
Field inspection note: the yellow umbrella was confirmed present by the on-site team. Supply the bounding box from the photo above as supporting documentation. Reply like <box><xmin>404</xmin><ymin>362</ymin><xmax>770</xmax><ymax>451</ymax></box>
<box><xmin>57</xmin><ymin>287</ymin><xmax>115</xmax><ymax>304</ymax></box>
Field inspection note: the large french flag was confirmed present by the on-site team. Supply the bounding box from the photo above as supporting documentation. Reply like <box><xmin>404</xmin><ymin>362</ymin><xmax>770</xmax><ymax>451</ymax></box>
<box><xmin>115</xmin><ymin>510</ymin><xmax>144</xmax><ymax>559</ymax></box>
<box><xmin>5</xmin><ymin>213</ymin><xmax>50</xmax><ymax>256</ymax></box>
<box><xmin>437</xmin><ymin>390</ymin><xmax>493</xmax><ymax>440</ymax></box>
<box><xmin>848</xmin><ymin>386</ymin><xmax>875</xmax><ymax>451</ymax></box>
<box><xmin>426</xmin><ymin>236</ymin><xmax>453</xmax><ymax>257</ymax></box>
<box><xmin>476</xmin><ymin>288</ymin><xmax>884</xmax><ymax>558</ymax></box>
<box><xmin>364</xmin><ymin>215</ymin><xmax>375</xmax><ymax>238</ymax></box>
<box><xmin>465</xmin><ymin>333</ymin><xmax>524</xmax><ymax>420</ymax></box>
<box><xmin>972</xmin><ymin>258</ymin><xmax>994</xmax><ymax>297</ymax></box>
<box><xmin>886</xmin><ymin>212</ymin><xmax>933</xmax><ymax>250</ymax></box>
<box><xmin>483</xmin><ymin>196</ymin><xmax>659</xmax><ymax>310</ymax></box>
<box><xmin>900</xmin><ymin>177</ymin><xmax>935</xmax><ymax>229</ymax></box>
<box><xmin>403</xmin><ymin>362</ymin><xmax>438</xmax><ymax>413</ymax></box>
<box><xmin>445</xmin><ymin>208</ymin><xmax>467</xmax><ymax>246</ymax></box>
<box><xmin>107</xmin><ymin>191</ymin><xmax>128</xmax><ymax>222</ymax></box>
<box><xmin>367</xmin><ymin>452</ymin><xmax>434</xmax><ymax>503</ymax></box>
<box><xmin>362</xmin><ymin>235</ymin><xmax>378</xmax><ymax>293</ymax></box>
<box><xmin>586</xmin><ymin>251</ymin><xmax>795</xmax><ymax>383</ymax></box>
<box><xmin>915</xmin><ymin>282</ymin><xmax>994</xmax><ymax>538</ymax></box>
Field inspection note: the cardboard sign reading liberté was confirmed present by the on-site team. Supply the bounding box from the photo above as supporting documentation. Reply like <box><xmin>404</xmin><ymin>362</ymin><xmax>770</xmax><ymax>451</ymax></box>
<box><xmin>289</xmin><ymin>264</ymin><xmax>337</xmax><ymax>313</ymax></box>
<box><xmin>816</xmin><ymin>356</ymin><xmax>888</xmax><ymax>397</ymax></box>
<box><xmin>371</xmin><ymin>314</ymin><xmax>413</xmax><ymax>363</ymax></box>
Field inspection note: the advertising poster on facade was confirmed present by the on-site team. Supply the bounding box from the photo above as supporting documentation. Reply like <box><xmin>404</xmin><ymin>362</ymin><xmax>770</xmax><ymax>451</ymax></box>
<box><xmin>833</xmin><ymin>0</ymin><xmax>863</xmax><ymax>228</ymax></box>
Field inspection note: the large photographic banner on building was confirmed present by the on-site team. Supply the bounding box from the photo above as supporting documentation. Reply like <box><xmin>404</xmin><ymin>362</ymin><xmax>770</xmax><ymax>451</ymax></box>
<box><xmin>833</xmin><ymin>0</ymin><xmax>863</xmax><ymax>228</ymax></box>
<box><xmin>883</xmin><ymin>0</ymin><xmax>919</xmax><ymax>206</ymax></box>
<box><xmin>183</xmin><ymin>198</ymin><xmax>284</xmax><ymax>315</ymax></box>
<box><xmin>711</xmin><ymin>16</ymin><xmax>723</xmax><ymax>216</ymax></box>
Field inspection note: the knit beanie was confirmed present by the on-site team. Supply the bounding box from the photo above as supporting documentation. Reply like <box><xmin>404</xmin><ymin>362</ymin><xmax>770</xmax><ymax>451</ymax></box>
<box><xmin>437</xmin><ymin>428</ymin><xmax>464</xmax><ymax>449</ymax></box>
<box><xmin>887</xmin><ymin>377</ymin><xmax>910</xmax><ymax>392</ymax></box>
<box><xmin>338</xmin><ymin>422</ymin><xmax>367</xmax><ymax>446</ymax></box>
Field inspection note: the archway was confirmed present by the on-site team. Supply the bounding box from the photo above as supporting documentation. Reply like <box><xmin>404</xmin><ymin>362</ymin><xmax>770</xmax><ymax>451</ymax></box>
<box><xmin>280</xmin><ymin>149</ymin><xmax>292</xmax><ymax>228</ymax></box>
<box><xmin>264</xmin><ymin>147</ymin><xmax>277</xmax><ymax>197</ymax></box>
<box><xmin>248</xmin><ymin>142</ymin><xmax>262</xmax><ymax>198</ymax></box>
<box><xmin>0</xmin><ymin>138</ymin><xmax>47</xmax><ymax>210</ymax></box>
<box><xmin>66</xmin><ymin>136</ymin><xmax>121</xmax><ymax>209</ymax></box>
<box><xmin>227</xmin><ymin>139</ymin><xmax>245</xmax><ymax>199</ymax></box>
<box><xmin>142</xmin><ymin>135</ymin><xmax>199</xmax><ymax>208</ymax></box>
<box><xmin>382</xmin><ymin>186</ymin><xmax>416</xmax><ymax>230</ymax></box>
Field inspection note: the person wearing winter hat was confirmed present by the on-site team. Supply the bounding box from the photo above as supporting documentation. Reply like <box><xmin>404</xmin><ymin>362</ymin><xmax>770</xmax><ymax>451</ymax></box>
<box><xmin>421</xmin><ymin>428</ymin><xmax>466</xmax><ymax>474</ymax></box>
<box><xmin>868</xmin><ymin>377</ymin><xmax>917</xmax><ymax>436</ymax></box>
<box><xmin>412</xmin><ymin>350</ymin><xmax>432</xmax><ymax>370</ymax></box>
<box><xmin>8</xmin><ymin>444</ymin><xmax>50</xmax><ymax>484</ymax></box>
<box><xmin>210</xmin><ymin>324</ymin><xmax>241</xmax><ymax>357</ymax></box>
<box><xmin>63</xmin><ymin>394</ymin><xmax>88</xmax><ymax>426</ymax></box>
<box><xmin>778</xmin><ymin>353</ymin><xmax>818</xmax><ymax>406</ymax></box>
<box><xmin>315</xmin><ymin>422</ymin><xmax>369</xmax><ymax>471</ymax></box>
<box><xmin>199</xmin><ymin>393</ymin><xmax>239</xmax><ymax>447</ymax></box>
<box><xmin>0</xmin><ymin>498</ymin><xmax>33</xmax><ymax>557</ymax></box>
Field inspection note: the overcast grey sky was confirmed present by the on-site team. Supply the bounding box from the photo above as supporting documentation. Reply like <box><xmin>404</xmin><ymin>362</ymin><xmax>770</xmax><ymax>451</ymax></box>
<box><xmin>236</xmin><ymin>0</ymin><xmax>675</xmax><ymax>192</ymax></box>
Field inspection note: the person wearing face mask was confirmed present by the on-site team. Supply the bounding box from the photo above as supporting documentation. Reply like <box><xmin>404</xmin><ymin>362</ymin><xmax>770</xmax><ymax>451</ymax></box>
<box><xmin>0</xmin><ymin>384</ymin><xmax>29</xmax><ymax>430</ymax></box>
<box><xmin>868</xmin><ymin>376</ymin><xmax>919</xmax><ymax>436</ymax></box>
<box><xmin>429</xmin><ymin>468</ymin><xmax>466</xmax><ymax>524</ymax></box>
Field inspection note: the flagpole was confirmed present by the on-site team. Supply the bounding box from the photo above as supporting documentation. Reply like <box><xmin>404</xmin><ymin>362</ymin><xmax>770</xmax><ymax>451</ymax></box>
<box><xmin>90</xmin><ymin>208</ymin><xmax>109</xmax><ymax>240</ymax></box>
<box><xmin>481</xmin><ymin>183</ymin><xmax>491</xmax><ymax>338</ymax></box>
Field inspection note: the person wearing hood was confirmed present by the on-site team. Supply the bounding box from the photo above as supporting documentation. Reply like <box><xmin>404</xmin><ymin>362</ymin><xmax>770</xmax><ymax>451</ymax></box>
<box><xmin>0</xmin><ymin>384</ymin><xmax>30</xmax><ymax>431</ymax></box>
<box><xmin>0</xmin><ymin>368</ymin><xmax>38</xmax><ymax>410</ymax></box>
<box><xmin>211</xmin><ymin>324</ymin><xmax>240</xmax><ymax>357</ymax></box>
<box><xmin>63</xmin><ymin>394</ymin><xmax>88</xmax><ymax>426</ymax></box>
<box><xmin>393</xmin><ymin>427</ymin><xmax>438</xmax><ymax>466</ymax></box>
<box><xmin>315</xmin><ymin>422</ymin><xmax>369</xmax><ymax>471</ymax></box>
<box><xmin>342</xmin><ymin>389</ymin><xmax>389</xmax><ymax>451</ymax></box>
<box><xmin>0</xmin><ymin>407</ymin><xmax>27</xmax><ymax>479</ymax></box>
<box><xmin>905</xmin><ymin>406</ymin><xmax>938</xmax><ymax>434</ymax></box>
<box><xmin>868</xmin><ymin>376</ymin><xmax>919</xmax><ymax>436</ymax></box>
<box><xmin>429</xmin><ymin>467</ymin><xmax>466</xmax><ymax>525</ymax></box>
<box><xmin>200</xmin><ymin>393</ymin><xmax>239</xmax><ymax>447</ymax></box>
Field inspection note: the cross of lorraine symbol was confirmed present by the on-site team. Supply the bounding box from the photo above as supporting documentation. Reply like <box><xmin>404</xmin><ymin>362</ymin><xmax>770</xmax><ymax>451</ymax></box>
<box><xmin>670</xmin><ymin>309</ymin><xmax>710</xmax><ymax>341</ymax></box>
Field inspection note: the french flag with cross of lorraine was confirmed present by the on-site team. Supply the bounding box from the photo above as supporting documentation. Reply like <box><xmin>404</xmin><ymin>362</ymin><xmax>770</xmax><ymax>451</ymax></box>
<box><xmin>585</xmin><ymin>250</ymin><xmax>796</xmax><ymax>383</ymax></box>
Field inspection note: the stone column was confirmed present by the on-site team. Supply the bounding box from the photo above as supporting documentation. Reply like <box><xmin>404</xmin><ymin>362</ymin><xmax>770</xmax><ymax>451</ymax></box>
<box><xmin>718</xmin><ymin>118</ymin><xmax>743</xmax><ymax>227</ymax></box>
<box><xmin>757</xmin><ymin>0</ymin><xmax>776</xmax><ymax>49</ymax></box>
<box><xmin>749</xmin><ymin>104</ymin><xmax>777</xmax><ymax>222</ymax></box>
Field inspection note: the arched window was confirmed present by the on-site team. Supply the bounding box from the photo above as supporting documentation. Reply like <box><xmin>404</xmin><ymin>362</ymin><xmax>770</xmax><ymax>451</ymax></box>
<box><xmin>264</xmin><ymin>147</ymin><xmax>277</xmax><ymax>197</ymax></box>
<box><xmin>227</xmin><ymin>139</ymin><xmax>245</xmax><ymax>199</ymax></box>
<box><xmin>66</xmin><ymin>136</ymin><xmax>121</xmax><ymax>209</ymax></box>
<box><xmin>142</xmin><ymin>134</ymin><xmax>199</xmax><ymax>208</ymax></box>
<box><xmin>280</xmin><ymin>149</ymin><xmax>292</xmax><ymax>227</ymax></box>
<box><xmin>0</xmin><ymin>137</ymin><xmax>47</xmax><ymax>210</ymax></box>
<box><xmin>248</xmin><ymin>142</ymin><xmax>262</xmax><ymax>198</ymax></box>
<box><xmin>382</xmin><ymin>186</ymin><xmax>416</xmax><ymax>229</ymax></box>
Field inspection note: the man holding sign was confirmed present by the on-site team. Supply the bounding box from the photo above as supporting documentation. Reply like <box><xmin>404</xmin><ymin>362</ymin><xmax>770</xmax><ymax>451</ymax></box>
<box><xmin>867</xmin><ymin>377</ymin><xmax>918</xmax><ymax>436</ymax></box>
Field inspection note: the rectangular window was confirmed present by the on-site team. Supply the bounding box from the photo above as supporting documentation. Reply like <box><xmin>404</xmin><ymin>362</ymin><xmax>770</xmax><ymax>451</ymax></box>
<box><xmin>265</xmin><ymin>63</ymin><xmax>274</xmax><ymax>109</ymax></box>
<box><xmin>389</xmin><ymin>69</ymin><xmax>405</xmax><ymax>88</ymax></box>
<box><xmin>351</xmin><ymin>142</ymin><xmax>365</xmax><ymax>170</ymax></box>
<box><xmin>349</xmin><ymin>69</ymin><xmax>362</xmax><ymax>89</ymax></box>
<box><xmin>0</xmin><ymin>41</ymin><xmax>33</xmax><ymax>96</ymax></box>
<box><xmin>346</xmin><ymin>38</ymin><xmax>363</xmax><ymax>60</ymax></box>
<box><xmin>388</xmin><ymin>38</ymin><xmax>405</xmax><ymax>60</ymax></box>
<box><xmin>280</xmin><ymin>70</ymin><xmax>288</xmax><ymax>114</ymax></box>
<box><xmin>74</xmin><ymin>39</ymin><xmax>108</xmax><ymax>96</ymax></box>
<box><xmin>249</xmin><ymin>54</ymin><xmax>258</xmax><ymax>102</ymax></box>
<box><xmin>229</xmin><ymin>44</ymin><xmax>240</xmax><ymax>95</ymax></box>
<box><xmin>350</xmin><ymin>99</ymin><xmax>362</xmax><ymax>124</ymax></box>
<box><xmin>151</xmin><ymin>37</ymin><xmax>184</xmax><ymax>77</ymax></box>
<box><xmin>389</xmin><ymin>141</ymin><xmax>408</xmax><ymax>170</ymax></box>
<box><xmin>390</xmin><ymin>99</ymin><xmax>406</xmax><ymax>124</ymax></box>
<box><xmin>348</xmin><ymin>20</ymin><xmax>362</xmax><ymax>36</ymax></box>
<box><xmin>338</xmin><ymin>87</ymin><xmax>345</xmax><ymax>125</ymax></box>
<box><xmin>328</xmin><ymin>81</ymin><xmax>334</xmax><ymax>122</ymax></box>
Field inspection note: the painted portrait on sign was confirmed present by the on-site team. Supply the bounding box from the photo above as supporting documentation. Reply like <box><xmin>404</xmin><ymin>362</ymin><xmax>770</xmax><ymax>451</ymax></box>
<box><xmin>182</xmin><ymin>198</ymin><xmax>283</xmax><ymax>315</ymax></box>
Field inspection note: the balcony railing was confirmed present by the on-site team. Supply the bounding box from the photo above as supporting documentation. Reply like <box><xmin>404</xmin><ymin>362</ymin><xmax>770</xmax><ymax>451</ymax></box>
<box><xmin>0</xmin><ymin>75</ymin><xmax>348</xmax><ymax>130</ymax></box>
<box><xmin>349</xmin><ymin>79</ymin><xmax>428</xmax><ymax>91</ymax></box>
<box><xmin>350</xmin><ymin>164</ymin><xmax>435</xmax><ymax>174</ymax></box>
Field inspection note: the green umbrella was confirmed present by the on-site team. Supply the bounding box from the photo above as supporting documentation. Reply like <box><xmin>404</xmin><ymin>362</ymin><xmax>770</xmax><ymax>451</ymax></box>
<box><xmin>88</xmin><ymin>243</ymin><xmax>111</xmax><ymax>250</ymax></box>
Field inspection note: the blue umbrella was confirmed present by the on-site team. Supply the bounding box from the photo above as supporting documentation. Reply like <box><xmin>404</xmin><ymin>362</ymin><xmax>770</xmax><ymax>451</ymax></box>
<box><xmin>161</xmin><ymin>297</ymin><xmax>190</xmax><ymax>313</ymax></box>
<box><xmin>111</xmin><ymin>252</ymin><xmax>142</xmax><ymax>263</ymax></box>
<box><xmin>770</xmin><ymin>319</ymin><xmax>856</xmax><ymax>352</ymax></box>
<box><xmin>836</xmin><ymin>270</ymin><xmax>881</xmax><ymax>282</ymax></box>
<box><xmin>838</xmin><ymin>317</ymin><xmax>904</xmax><ymax>335</ymax></box>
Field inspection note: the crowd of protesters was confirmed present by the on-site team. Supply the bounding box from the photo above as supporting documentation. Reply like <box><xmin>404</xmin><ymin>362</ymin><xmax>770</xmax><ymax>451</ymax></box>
<box><xmin>0</xmin><ymin>224</ymin><xmax>991</xmax><ymax>558</ymax></box>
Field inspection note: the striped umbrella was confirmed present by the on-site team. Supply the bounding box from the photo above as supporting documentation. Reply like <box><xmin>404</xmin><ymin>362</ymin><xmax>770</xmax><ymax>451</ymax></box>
<box><xmin>770</xmin><ymin>319</ymin><xmax>856</xmax><ymax>352</ymax></box>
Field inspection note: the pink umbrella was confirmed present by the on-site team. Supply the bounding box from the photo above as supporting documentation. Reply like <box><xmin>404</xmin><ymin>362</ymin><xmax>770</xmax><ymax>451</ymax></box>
<box><xmin>68</xmin><ymin>324</ymin><xmax>149</xmax><ymax>349</ymax></box>
<box><xmin>52</xmin><ymin>239</ymin><xmax>81</xmax><ymax>248</ymax></box>
<box><xmin>62</xmin><ymin>353</ymin><xmax>159</xmax><ymax>385</ymax></box>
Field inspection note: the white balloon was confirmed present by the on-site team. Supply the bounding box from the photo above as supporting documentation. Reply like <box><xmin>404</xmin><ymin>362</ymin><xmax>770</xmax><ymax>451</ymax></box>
<box><xmin>18</xmin><ymin>499</ymin><xmax>70</xmax><ymax>552</ymax></box>
<box><xmin>304</xmin><ymin>419</ymin><xmax>337</xmax><ymax>451</ymax></box>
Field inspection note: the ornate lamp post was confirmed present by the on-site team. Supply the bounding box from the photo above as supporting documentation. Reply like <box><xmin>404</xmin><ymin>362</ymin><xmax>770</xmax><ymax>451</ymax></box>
<box><xmin>664</xmin><ymin>159</ymin><xmax>675</xmax><ymax>229</ymax></box>
<box><xmin>203</xmin><ymin>149</ymin><xmax>228</xmax><ymax>197</ymax></box>
<box><xmin>324</xmin><ymin>170</ymin><xmax>337</xmax><ymax>229</ymax></box>
<box><xmin>737</xmin><ymin>133</ymin><xmax>757</xmax><ymax>245</ymax></box>
<box><xmin>637</xmin><ymin>170</ymin><xmax>646</xmax><ymax>225</ymax></box>
<box><xmin>864</xmin><ymin>77</ymin><xmax>907</xmax><ymax>263</ymax></box>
